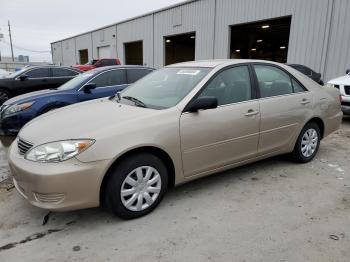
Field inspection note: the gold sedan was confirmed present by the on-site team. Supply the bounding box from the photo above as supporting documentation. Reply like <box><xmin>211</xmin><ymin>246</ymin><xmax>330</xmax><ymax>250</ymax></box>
<box><xmin>9</xmin><ymin>60</ymin><xmax>342</xmax><ymax>219</ymax></box>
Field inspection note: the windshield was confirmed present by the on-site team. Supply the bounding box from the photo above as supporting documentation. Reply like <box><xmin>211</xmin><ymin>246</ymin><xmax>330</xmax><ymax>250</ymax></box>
<box><xmin>121</xmin><ymin>67</ymin><xmax>211</xmax><ymax>109</ymax></box>
<box><xmin>7</xmin><ymin>67</ymin><xmax>28</xmax><ymax>78</ymax></box>
<box><xmin>85</xmin><ymin>60</ymin><xmax>98</xmax><ymax>65</ymax></box>
<box><xmin>58</xmin><ymin>71</ymin><xmax>94</xmax><ymax>90</ymax></box>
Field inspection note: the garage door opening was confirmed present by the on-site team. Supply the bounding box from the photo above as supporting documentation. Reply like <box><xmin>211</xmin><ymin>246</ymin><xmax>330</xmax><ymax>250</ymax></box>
<box><xmin>98</xmin><ymin>45</ymin><xmax>111</xmax><ymax>58</ymax></box>
<box><xmin>230</xmin><ymin>16</ymin><xmax>291</xmax><ymax>63</ymax></box>
<box><xmin>165</xmin><ymin>32</ymin><xmax>195</xmax><ymax>66</ymax></box>
<box><xmin>124</xmin><ymin>41</ymin><xmax>143</xmax><ymax>65</ymax></box>
<box><xmin>79</xmin><ymin>49</ymin><xmax>88</xmax><ymax>64</ymax></box>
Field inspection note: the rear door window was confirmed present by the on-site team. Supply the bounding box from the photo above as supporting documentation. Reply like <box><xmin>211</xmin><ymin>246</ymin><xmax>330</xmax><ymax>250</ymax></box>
<box><xmin>254</xmin><ymin>65</ymin><xmax>293</xmax><ymax>98</ymax></box>
<box><xmin>91</xmin><ymin>70</ymin><xmax>126</xmax><ymax>88</ymax></box>
<box><xmin>52</xmin><ymin>68</ymin><xmax>79</xmax><ymax>77</ymax></box>
<box><xmin>127</xmin><ymin>69</ymin><xmax>152</xmax><ymax>84</ymax></box>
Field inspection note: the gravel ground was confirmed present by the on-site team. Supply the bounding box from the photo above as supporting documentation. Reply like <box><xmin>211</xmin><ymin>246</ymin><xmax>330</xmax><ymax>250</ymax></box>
<box><xmin>0</xmin><ymin>118</ymin><xmax>349</xmax><ymax>262</ymax></box>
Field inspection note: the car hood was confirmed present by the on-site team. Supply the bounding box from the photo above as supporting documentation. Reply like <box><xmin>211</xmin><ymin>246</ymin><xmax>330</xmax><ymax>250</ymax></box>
<box><xmin>18</xmin><ymin>98</ymin><xmax>162</xmax><ymax>145</ymax></box>
<box><xmin>328</xmin><ymin>75</ymin><xmax>350</xmax><ymax>85</ymax></box>
<box><xmin>4</xmin><ymin>89</ymin><xmax>65</xmax><ymax>105</ymax></box>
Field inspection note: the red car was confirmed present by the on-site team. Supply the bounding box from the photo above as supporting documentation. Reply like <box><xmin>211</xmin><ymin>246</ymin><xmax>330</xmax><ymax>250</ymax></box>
<box><xmin>73</xmin><ymin>58</ymin><xmax>121</xmax><ymax>71</ymax></box>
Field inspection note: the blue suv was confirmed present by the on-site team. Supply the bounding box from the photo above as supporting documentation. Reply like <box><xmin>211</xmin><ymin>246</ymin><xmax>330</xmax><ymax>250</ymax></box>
<box><xmin>0</xmin><ymin>65</ymin><xmax>154</xmax><ymax>135</ymax></box>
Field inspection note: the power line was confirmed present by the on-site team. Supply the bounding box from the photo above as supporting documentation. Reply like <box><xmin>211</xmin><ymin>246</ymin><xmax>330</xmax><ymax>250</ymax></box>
<box><xmin>1</xmin><ymin>40</ymin><xmax>51</xmax><ymax>53</ymax></box>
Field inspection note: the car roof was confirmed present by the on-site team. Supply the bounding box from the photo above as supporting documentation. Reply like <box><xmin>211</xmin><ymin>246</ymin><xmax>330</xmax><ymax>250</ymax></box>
<box><xmin>90</xmin><ymin>65</ymin><xmax>155</xmax><ymax>72</ymax></box>
<box><xmin>23</xmin><ymin>65</ymin><xmax>81</xmax><ymax>71</ymax></box>
<box><xmin>166</xmin><ymin>59</ymin><xmax>285</xmax><ymax>68</ymax></box>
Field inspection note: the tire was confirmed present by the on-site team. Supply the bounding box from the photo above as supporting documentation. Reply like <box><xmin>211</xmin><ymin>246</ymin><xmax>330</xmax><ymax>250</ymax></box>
<box><xmin>291</xmin><ymin>122</ymin><xmax>321</xmax><ymax>163</ymax></box>
<box><xmin>104</xmin><ymin>153</ymin><xmax>168</xmax><ymax>219</ymax></box>
<box><xmin>0</xmin><ymin>89</ymin><xmax>10</xmax><ymax>105</ymax></box>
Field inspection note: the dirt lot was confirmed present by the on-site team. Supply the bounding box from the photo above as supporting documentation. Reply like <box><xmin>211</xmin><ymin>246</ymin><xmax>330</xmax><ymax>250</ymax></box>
<box><xmin>0</xmin><ymin>118</ymin><xmax>349</xmax><ymax>262</ymax></box>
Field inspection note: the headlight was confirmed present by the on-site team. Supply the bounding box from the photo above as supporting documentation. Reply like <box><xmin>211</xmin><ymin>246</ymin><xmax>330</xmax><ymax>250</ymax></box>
<box><xmin>4</xmin><ymin>102</ymin><xmax>35</xmax><ymax>116</ymax></box>
<box><xmin>25</xmin><ymin>139</ymin><xmax>95</xmax><ymax>162</ymax></box>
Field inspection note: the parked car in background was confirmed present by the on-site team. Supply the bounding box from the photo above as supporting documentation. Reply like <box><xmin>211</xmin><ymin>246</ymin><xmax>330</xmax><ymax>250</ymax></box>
<box><xmin>327</xmin><ymin>71</ymin><xmax>350</xmax><ymax>115</ymax></box>
<box><xmin>0</xmin><ymin>66</ymin><xmax>82</xmax><ymax>105</ymax></box>
<box><xmin>288</xmin><ymin>64</ymin><xmax>324</xmax><ymax>85</ymax></box>
<box><xmin>9</xmin><ymin>60</ymin><xmax>342</xmax><ymax>219</ymax></box>
<box><xmin>0</xmin><ymin>69</ymin><xmax>11</xmax><ymax>78</ymax></box>
<box><xmin>0</xmin><ymin>66</ymin><xmax>153</xmax><ymax>135</ymax></box>
<box><xmin>73</xmin><ymin>59</ymin><xmax>121</xmax><ymax>71</ymax></box>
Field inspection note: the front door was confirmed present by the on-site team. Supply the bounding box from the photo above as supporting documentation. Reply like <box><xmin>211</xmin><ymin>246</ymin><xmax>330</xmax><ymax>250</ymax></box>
<box><xmin>16</xmin><ymin>67</ymin><xmax>51</xmax><ymax>93</ymax></box>
<box><xmin>180</xmin><ymin>65</ymin><xmax>260</xmax><ymax>177</ymax></box>
<box><xmin>79</xmin><ymin>69</ymin><xmax>128</xmax><ymax>101</ymax></box>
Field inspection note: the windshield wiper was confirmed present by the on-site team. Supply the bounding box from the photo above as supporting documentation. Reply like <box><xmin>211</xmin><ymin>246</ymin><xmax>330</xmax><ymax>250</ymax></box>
<box><xmin>122</xmin><ymin>96</ymin><xmax>147</xmax><ymax>108</ymax></box>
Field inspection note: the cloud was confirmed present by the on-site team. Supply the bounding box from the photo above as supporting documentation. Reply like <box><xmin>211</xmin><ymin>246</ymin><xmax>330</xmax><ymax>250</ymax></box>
<box><xmin>0</xmin><ymin>0</ymin><xmax>185</xmax><ymax>62</ymax></box>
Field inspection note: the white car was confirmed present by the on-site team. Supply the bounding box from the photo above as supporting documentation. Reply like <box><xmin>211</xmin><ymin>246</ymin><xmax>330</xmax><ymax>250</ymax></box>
<box><xmin>0</xmin><ymin>68</ymin><xmax>10</xmax><ymax>77</ymax></box>
<box><xmin>327</xmin><ymin>71</ymin><xmax>350</xmax><ymax>115</ymax></box>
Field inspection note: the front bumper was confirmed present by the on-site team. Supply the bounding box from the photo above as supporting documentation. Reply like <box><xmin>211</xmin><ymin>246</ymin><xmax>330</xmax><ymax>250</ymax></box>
<box><xmin>0</xmin><ymin>111</ymin><xmax>34</xmax><ymax>135</ymax></box>
<box><xmin>8</xmin><ymin>141</ymin><xmax>110</xmax><ymax>211</ymax></box>
<box><xmin>341</xmin><ymin>95</ymin><xmax>350</xmax><ymax>115</ymax></box>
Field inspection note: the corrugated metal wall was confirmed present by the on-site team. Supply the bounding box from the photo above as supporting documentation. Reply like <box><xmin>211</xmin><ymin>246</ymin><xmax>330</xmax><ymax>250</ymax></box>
<box><xmin>116</xmin><ymin>15</ymin><xmax>154</xmax><ymax>66</ymax></box>
<box><xmin>51</xmin><ymin>0</ymin><xmax>350</xmax><ymax>81</ymax></box>
<box><xmin>92</xmin><ymin>25</ymin><xmax>117</xmax><ymax>59</ymax></box>
<box><xmin>61</xmin><ymin>38</ymin><xmax>76</xmax><ymax>66</ymax></box>
<box><xmin>75</xmin><ymin>33</ymin><xmax>93</xmax><ymax>64</ymax></box>
<box><xmin>323</xmin><ymin>0</ymin><xmax>350</xmax><ymax>81</ymax></box>
<box><xmin>153</xmin><ymin>0</ymin><xmax>215</xmax><ymax>68</ymax></box>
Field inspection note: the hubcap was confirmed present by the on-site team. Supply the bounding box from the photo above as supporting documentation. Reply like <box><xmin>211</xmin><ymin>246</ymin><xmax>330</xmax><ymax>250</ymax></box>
<box><xmin>120</xmin><ymin>166</ymin><xmax>162</xmax><ymax>212</ymax></box>
<box><xmin>301</xmin><ymin>128</ymin><xmax>318</xmax><ymax>158</ymax></box>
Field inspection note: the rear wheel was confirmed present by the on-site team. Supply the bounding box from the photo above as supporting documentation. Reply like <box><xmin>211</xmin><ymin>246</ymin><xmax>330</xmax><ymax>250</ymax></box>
<box><xmin>0</xmin><ymin>89</ymin><xmax>10</xmax><ymax>105</ymax></box>
<box><xmin>104</xmin><ymin>153</ymin><xmax>168</xmax><ymax>219</ymax></box>
<box><xmin>291</xmin><ymin>122</ymin><xmax>321</xmax><ymax>163</ymax></box>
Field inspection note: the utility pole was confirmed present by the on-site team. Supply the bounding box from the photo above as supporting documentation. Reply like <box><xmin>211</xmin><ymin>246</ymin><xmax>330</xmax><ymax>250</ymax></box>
<box><xmin>8</xmin><ymin>20</ymin><xmax>14</xmax><ymax>62</ymax></box>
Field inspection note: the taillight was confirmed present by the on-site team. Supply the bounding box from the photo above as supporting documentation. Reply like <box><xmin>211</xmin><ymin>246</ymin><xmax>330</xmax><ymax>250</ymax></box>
<box><xmin>339</xmin><ymin>95</ymin><xmax>343</xmax><ymax>103</ymax></box>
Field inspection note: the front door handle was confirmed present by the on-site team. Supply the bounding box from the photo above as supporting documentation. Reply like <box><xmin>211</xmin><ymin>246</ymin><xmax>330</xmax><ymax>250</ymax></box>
<box><xmin>245</xmin><ymin>109</ymin><xmax>259</xmax><ymax>117</ymax></box>
<box><xmin>301</xmin><ymin>98</ymin><xmax>310</xmax><ymax>105</ymax></box>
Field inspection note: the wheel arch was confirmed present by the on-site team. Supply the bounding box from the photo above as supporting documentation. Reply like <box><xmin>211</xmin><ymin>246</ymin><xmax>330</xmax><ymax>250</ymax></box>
<box><xmin>305</xmin><ymin>117</ymin><xmax>325</xmax><ymax>139</ymax></box>
<box><xmin>99</xmin><ymin>146</ymin><xmax>176</xmax><ymax>206</ymax></box>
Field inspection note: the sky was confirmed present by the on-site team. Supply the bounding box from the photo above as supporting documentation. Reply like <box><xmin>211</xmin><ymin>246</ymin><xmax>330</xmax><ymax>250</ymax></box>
<box><xmin>0</xmin><ymin>0</ymin><xmax>185</xmax><ymax>62</ymax></box>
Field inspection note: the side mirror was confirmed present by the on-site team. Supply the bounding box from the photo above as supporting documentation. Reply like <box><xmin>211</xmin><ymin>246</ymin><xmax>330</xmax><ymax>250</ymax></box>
<box><xmin>185</xmin><ymin>96</ymin><xmax>218</xmax><ymax>113</ymax></box>
<box><xmin>346</xmin><ymin>69</ymin><xmax>350</xmax><ymax>74</ymax></box>
<box><xmin>83</xmin><ymin>83</ymin><xmax>97</xmax><ymax>93</ymax></box>
<box><xmin>19</xmin><ymin>74</ymin><xmax>28</xmax><ymax>81</ymax></box>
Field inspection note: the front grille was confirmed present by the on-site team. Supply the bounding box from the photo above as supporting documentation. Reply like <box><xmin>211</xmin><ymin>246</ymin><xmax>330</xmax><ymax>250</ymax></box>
<box><xmin>342</xmin><ymin>101</ymin><xmax>350</xmax><ymax>107</ymax></box>
<box><xmin>17</xmin><ymin>138</ymin><xmax>34</xmax><ymax>155</ymax></box>
<box><xmin>344</xmin><ymin>86</ymin><xmax>350</xmax><ymax>95</ymax></box>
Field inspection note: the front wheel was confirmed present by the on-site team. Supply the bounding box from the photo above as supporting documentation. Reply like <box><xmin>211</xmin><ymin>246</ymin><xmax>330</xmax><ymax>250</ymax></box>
<box><xmin>291</xmin><ymin>122</ymin><xmax>321</xmax><ymax>163</ymax></box>
<box><xmin>104</xmin><ymin>153</ymin><xmax>168</xmax><ymax>219</ymax></box>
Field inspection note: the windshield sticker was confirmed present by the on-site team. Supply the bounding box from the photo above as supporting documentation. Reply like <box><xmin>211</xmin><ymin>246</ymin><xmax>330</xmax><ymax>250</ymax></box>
<box><xmin>177</xmin><ymin>70</ymin><xmax>201</xmax><ymax>76</ymax></box>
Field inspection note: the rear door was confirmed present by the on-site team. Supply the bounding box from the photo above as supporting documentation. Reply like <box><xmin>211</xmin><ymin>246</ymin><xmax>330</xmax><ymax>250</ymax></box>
<box><xmin>15</xmin><ymin>67</ymin><xmax>51</xmax><ymax>93</ymax></box>
<box><xmin>78</xmin><ymin>69</ymin><xmax>127</xmax><ymax>102</ymax></box>
<box><xmin>253</xmin><ymin>64</ymin><xmax>313</xmax><ymax>155</ymax></box>
<box><xmin>51</xmin><ymin>68</ymin><xmax>80</xmax><ymax>88</ymax></box>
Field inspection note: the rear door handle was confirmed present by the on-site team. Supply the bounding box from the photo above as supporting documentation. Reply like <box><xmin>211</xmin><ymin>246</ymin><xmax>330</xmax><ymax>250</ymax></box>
<box><xmin>300</xmin><ymin>98</ymin><xmax>310</xmax><ymax>105</ymax></box>
<box><xmin>245</xmin><ymin>109</ymin><xmax>259</xmax><ymax>117</ymax></box>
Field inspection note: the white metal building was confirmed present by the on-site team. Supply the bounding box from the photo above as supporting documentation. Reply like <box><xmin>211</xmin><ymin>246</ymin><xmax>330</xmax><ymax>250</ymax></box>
<box><xmin>51</xmin><ymin>0</ymin><xmax>350</xmax><ymax>81</ymax></box>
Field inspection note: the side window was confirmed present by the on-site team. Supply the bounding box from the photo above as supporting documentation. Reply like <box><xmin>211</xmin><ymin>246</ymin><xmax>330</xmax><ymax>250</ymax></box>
<box><xmin>254</xmin><ymin>65</ymin><xmax>293</xmax><ymax>98</ymax></box>
<box><xmin>52</xmin><ymin>68</ymin><xmax>79</xmax><ymax>77</ymax></box>
<box><xmin>25</xmin><ymin>68</ymin><xmax>50</xmax><ymax>78</ymax></box>
<box><xmin>198</xmin><ymin>66</ymin><xmax>252</xmax><ymax>106</ymax></box>
<box><xmin>100</xmin><ymin>59</ymin><xmax>115</xmax><ymax>66</ymax></box>
<box><xmin>127</xmin><ymin>69</ymin><xmax>152</xmax><ymax>84</ymax></box>
<box><xmin>91</xmin><ymin>70</ymin><xmax>126</xmax><ymax>88</ymax></box>
<box><xmin>292</xmin><ymin>79</ymin><xmax>306</xmax><ymax>93</ymax></box>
